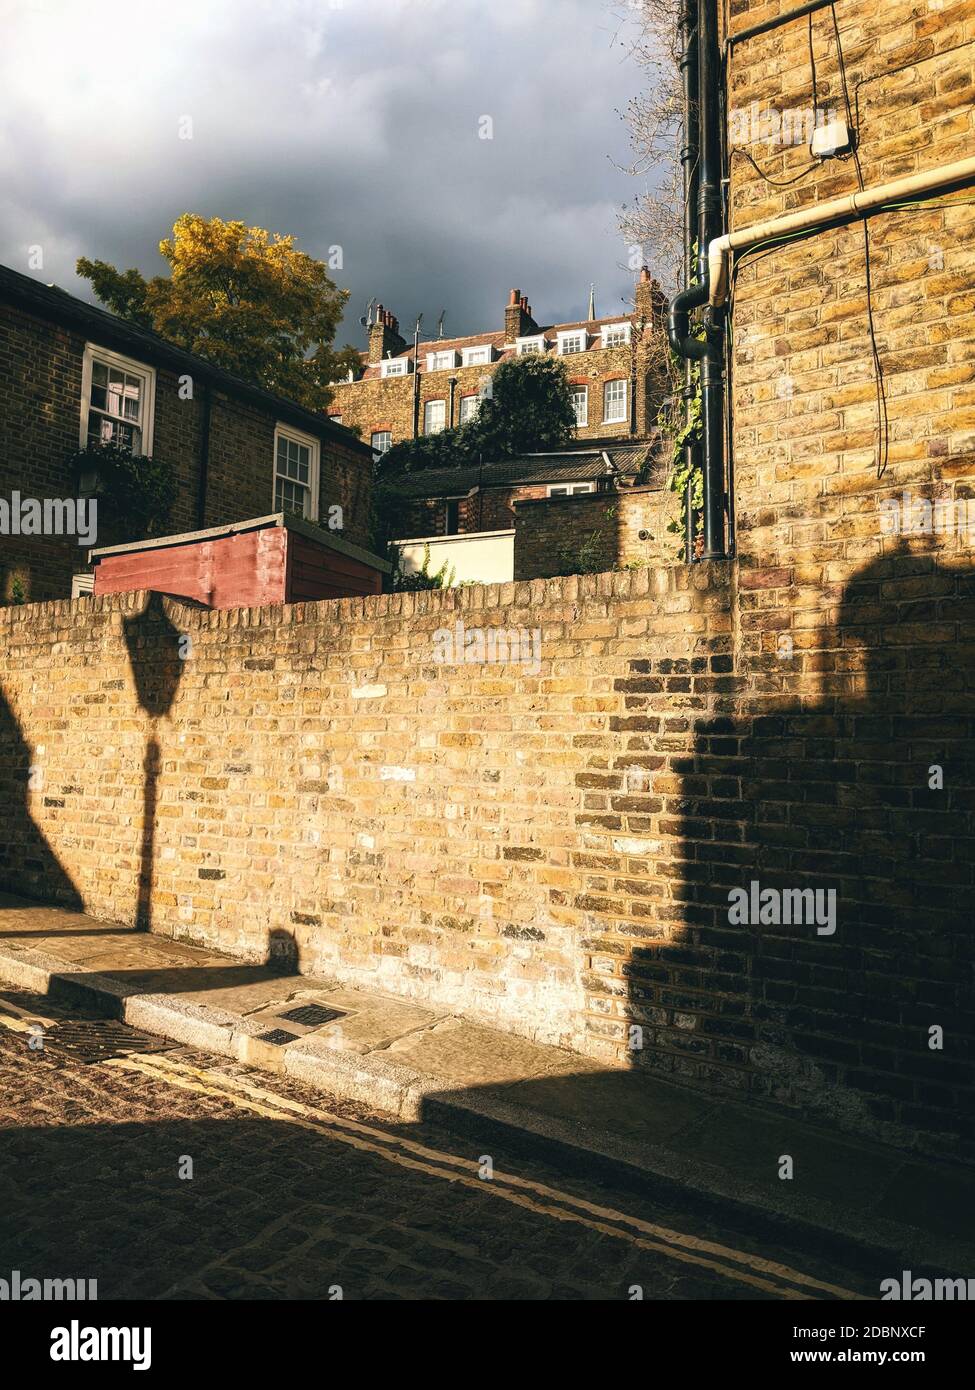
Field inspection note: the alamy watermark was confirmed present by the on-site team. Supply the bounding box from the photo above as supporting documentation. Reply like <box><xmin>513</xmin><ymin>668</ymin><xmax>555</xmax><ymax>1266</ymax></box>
<box><xmin>1</xmin><ymin>1268</ymin><xmax>97</xmax><ymax>1300</ymax></box>
<box><xmin>50</xmin><ymin>1320</ymin><xmax>150</xmax><ymax>1371</ymax></box>
<box><xmin>433</xmin><ymin>620</ymin><xmax>541</xmax><ymax>675</ymax></box>
<box><xmin>881</xmin><ymin>1271</ymin><xmax>975</xmax><ymax>1300</ymax></box>
<box><xmin>728</xmin><ymin>880</ymin><xmax>836</xmax><ymax>936</ymax></box>
<box><xmin>879</xmin><ymin>490</ymin><xmax>975</xmax><ymax>546</ymax></box>
<box><xmin>728</xmin><ymin>103</ymin><xmax>838</xmax><ymax>149</ymax></box>
<box><xmin>0</xmin><ymin>492</ymin><xmax>97</xmax><ymax>547</ymax></box>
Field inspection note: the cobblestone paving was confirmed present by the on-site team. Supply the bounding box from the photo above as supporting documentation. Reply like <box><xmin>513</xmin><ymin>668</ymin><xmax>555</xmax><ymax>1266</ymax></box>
<box><xmin>0</xmin><ymin>992</ymin><xmax>877</xmax><ymax>1301</ymax></box>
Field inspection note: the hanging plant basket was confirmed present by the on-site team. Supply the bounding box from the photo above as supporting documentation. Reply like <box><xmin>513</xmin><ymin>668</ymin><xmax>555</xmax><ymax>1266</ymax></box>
<box><xmin>67</xmin><ymin>442</ymin><xmax>177</xmax><ymax>542</ymax></box>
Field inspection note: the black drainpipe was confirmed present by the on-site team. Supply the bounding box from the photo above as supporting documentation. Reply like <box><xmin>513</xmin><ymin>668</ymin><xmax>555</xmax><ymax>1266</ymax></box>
<box><xmin>196</xmin><ymin>379</ymin><xmax>212</xmax><ymax>528</ymax></box>
<box><xmin>668</xmin><ymin>0</ymin><xmax>726</xmax><ymax>560</ymax></box>
<box><xmin>679</xmin><ymin>0</ymin><xmax>701</xmax><ymax>561</ymax></box>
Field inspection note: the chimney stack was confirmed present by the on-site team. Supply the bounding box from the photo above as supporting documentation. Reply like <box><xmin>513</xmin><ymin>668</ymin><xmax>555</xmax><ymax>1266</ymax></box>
<box><xmin>634</xmin><ymin>266</ymin><xmax>666</xmax><ymax>325</ymax></box>
<box><xmin>368</xmin><ymin>302</ymin><xmax>407</xmax><ymax>364</ymax></box>
<box><xmin>505</xmin><ymin>287</ymin><xmax>538</xmax><ymax>342</ymax></box>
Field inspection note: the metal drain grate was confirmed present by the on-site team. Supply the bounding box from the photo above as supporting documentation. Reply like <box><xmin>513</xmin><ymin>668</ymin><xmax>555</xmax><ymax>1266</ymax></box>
<box><xmin>255</xmin><ymin>1028</ymin><xmax>298</xmax><ymax>1046</ymax></box>
<box><xmin>41</xmin><ymin>1020</ymin><xmax>177</xmax><ymax>1063</ymax></box>
<box><xmin>277</xmin><ymin>1004</ymin><xmax>346</xmax><ymax>1027</ymax></box>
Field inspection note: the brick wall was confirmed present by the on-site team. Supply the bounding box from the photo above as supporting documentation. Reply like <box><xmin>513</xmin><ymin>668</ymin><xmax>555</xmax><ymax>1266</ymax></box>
<box><xmin>724</xmin><ymin>0</ymin><xmax>975</xmax><ymax>594</ymax></box>
<box><xmin>0</xmin><ymin>299</ymin><xmax>374</xmax><ymax>602</ymax></box>
<box><xmin>2</xmin><ymin>554</ymin><xmax>973</xmax><ymax>1156</ymax></box>
<box><xmin>513</xmin><ymin>486</ymin><xmax>671</xmax><ymax>579</ymax></box>
<box><xmin>1</xmin><ymin>0</ymin><xmax>973</xmax><ymax>1161</ymax></box>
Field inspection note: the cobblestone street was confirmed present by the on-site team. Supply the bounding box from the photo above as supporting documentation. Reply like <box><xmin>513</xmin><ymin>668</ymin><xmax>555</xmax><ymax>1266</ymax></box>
<box><xmin>0</xmin><ymin>991</ymin><xmax>878</xmax><ymax>1302</ymax></box>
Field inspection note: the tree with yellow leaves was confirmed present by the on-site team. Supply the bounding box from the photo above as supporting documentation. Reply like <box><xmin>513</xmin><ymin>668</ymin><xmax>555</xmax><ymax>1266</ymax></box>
<box><xmin>77</xmin><ymin>214</ymin><xmax>361</xmax><ymax>412</ymax></box>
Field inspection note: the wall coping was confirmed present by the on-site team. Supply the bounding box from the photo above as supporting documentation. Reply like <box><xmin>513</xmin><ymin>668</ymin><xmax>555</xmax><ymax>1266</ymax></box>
<box><xmin>0</xmin><ymin>562</ymin><xmax>733</xmax><ymax>631</ymax></box>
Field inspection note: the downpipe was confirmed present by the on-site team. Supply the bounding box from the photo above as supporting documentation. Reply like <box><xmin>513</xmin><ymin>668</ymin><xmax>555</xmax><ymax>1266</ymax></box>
<box><xmin>668</xmin><ymin>0</ymin><xmax>727</xmax><ymax>560</ymax></box>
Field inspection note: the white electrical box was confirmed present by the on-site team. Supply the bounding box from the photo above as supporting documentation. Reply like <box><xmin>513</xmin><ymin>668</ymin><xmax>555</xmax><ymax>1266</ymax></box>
<box><xmin>811</xmin><ymin>118</ymin><xmax>852</xmax><ymax>159</ymax></box>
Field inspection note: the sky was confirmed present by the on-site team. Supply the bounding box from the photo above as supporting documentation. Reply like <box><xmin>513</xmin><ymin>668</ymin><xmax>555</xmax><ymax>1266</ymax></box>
<box><xmin>0</xmin><ymin>0</ymin><xmax>652</xmax><ymax>351</ymax></box>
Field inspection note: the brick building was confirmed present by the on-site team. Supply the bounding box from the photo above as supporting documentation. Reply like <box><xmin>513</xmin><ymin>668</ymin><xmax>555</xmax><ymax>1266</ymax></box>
<box><xmin>1</xmin><ymin>0</ymin><xmax>974</xmax><ymax>1155</ymax></box>
<box><xmin>0</xmin><ymin>264</ymin><xmax>375</xmax><ymax>603</ymax></box>
<box><xmin>385</xmin><ymin>442</ymin><xmax>658</xmax><ymax>539</ymax></box>
<box><xmin>328</xmin><ymin>270</ymin><xmax>668</xmax><ymax>453</ymax></box>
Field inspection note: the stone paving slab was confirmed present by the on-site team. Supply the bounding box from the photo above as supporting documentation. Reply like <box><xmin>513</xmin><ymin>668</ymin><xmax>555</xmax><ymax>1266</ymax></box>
<box><xmin>384</xmin><ymin>1015</ymin><xmax>589</xmax><ymax>1086</ymax></box>
<box><xmin>1</xmin><ymin>891</ymin><xmax>974</xmax><ymax>1275</ymax></box>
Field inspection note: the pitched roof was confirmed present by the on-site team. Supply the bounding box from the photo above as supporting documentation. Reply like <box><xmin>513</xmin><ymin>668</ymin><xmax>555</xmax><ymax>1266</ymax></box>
<box><xmin>0</xmin><ymin>262</ymin><xmax>372</xmax><ymax>456</ymax></box>
<box><xmin>382</xmin><ymin>441</ymin><xmax>659</xmax><ymax>499</ymax></box>
<box><xmin>354</xmin><ymin>313</ymin><xmax>637</xmax><ymax>379</ymax></box>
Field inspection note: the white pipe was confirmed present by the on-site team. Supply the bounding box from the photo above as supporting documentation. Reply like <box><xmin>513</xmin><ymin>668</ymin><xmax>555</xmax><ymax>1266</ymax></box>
<box><xmin>708</xmin><ymin>155</ymin><xmax>975</xmax><ymax>307</ymax></box>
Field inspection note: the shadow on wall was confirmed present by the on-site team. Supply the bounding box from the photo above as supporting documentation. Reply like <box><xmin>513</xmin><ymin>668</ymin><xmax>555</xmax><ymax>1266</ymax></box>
<box><xmin>0</xmin><ymin>591</ymin><xmax>189</xmax><ymax>924</ymax></box>
<box><xmin>626</xmin><ymin>545</ymin><xmax>975</xmax><ymax>1146</ymax></box>
<box><xmin>123</xmin><ymin>592</ymin><xmax>188</xmax><ymax>932</ymax></box>
<box><xmin>0</xmin><ymin>687</ymin><xmax>81</xmax><ymax>908</ymax></box>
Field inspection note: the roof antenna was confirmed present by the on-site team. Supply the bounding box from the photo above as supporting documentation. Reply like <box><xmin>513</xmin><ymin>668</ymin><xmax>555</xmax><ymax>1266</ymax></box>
<box><xmin>587</xmin><ymin>283</ymin><xmax>596</xmax><ymax>320</ymax></box>
<box><xmin>359</xmin><ymin>298</ymin><xmax>378</xmax><ymax>328</ymax></box>
<box><xmin>437</xmin><ymin>310</ymin><xmax>446</xmax><ymax>339</ymax></box>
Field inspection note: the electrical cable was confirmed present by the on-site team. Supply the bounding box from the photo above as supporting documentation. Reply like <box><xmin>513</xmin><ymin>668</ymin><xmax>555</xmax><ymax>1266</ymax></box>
<box><xmin>808</xmin><ymin>12</ymin><xmax>820</xmax><ymax>145</ymax></box>
<box><xmin>730</xmin><ymin>147</ymin><xmax>820</xmax><ymax>187</ymax></box>
<box><xmin>825</xmin><ymin>4</ymin><xmax>890</xmax><ymax>477</ymax></box>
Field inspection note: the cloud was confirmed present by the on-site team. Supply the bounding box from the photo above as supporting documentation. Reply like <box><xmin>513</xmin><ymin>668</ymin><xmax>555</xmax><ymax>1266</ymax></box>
<box><xmin>0</xmin><ymin>0</ymin><xmax>650</xmax><ymax>345</ymax></box>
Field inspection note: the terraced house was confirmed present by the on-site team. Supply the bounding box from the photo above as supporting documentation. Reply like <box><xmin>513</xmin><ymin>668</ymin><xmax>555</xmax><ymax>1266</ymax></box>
<box><xmin>328</xmin><ymin>269</ymin><xmax>668</xmax><ymax>454</ymax></box>
<box><xmin>0</xmin><ymin>264</ymin><xmax>377</xmax><ymax>604</ymax></box>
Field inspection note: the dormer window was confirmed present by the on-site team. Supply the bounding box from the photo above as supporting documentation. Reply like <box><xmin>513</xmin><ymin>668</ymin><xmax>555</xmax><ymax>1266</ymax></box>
<box><xmin>462</xmin><ymin>344</ymin><xmax>492</xmax><ymax>367</ymax></box>
<box><xmin>380</xmin><ymin>357</ymin><xmax>411</xmax><ymax>378</ymax></box>
<box><xmin>516</xmin><ymin>335</ymin><xmax>546</xmax><ymax>356</ymax></box>
<box><xmin>601</xmin><ymin>322</ymin><xmax>631</xmax><ymax>349</ymax></box>
<box><xmin>557</xmin><ymin>330</ymin><xmax>588</xmax><ymax>355</ymax></box>
<box><xmin>426</xmin><ymin>349</ymin><xmax>460</xmax><ymax>372</ymax></box>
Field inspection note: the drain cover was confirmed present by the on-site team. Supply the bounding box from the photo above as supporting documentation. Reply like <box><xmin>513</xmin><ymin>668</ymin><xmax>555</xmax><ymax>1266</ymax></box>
<box><xmin>277</xmin><ymin>1004</ymin><xmax>346</xmax><ymax>1027</ymax></box>
<box><xmin>42</xmin><ymin>1020</ymin><xmax>176</xmax><ymax>1063</ymax></box>
<box><xmin>255</xmin><ymin>1028</ymin><xmax>298</xmax><ymax>1046</ymax></box>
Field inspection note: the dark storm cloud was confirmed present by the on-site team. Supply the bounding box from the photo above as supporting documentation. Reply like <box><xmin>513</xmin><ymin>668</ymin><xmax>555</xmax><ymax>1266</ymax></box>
<box><xmin>1</xmin><ymin>0</ymin><xmax>650</xmax><ymax>349</ymax></box>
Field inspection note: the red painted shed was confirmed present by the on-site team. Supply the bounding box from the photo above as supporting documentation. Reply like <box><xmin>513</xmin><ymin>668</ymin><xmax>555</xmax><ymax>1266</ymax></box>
<box><xmin>89</xmin><ymin>513</ymin><xmax>391</xmax><ymax>609</ymax></box>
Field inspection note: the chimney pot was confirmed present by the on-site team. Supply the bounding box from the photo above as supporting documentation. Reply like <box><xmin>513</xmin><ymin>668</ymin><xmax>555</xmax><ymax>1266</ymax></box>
<box><xmin>509</xmin><ymin>289</ymin><xmax>520</xmax><ymax>305</ymax></box>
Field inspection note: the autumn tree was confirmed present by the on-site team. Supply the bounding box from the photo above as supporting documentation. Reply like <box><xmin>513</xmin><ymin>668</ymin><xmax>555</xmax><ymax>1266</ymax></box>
<box><xmin>77</xmin><ymin>214</ymin><xmax>361</xmax><ymax>411</ymax></box>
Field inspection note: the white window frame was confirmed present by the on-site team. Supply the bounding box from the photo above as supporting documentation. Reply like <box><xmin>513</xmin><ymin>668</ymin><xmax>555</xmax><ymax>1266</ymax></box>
<box><xmin>546</xmin><ymin>482</ymin><xmax>595</xmax><ymax>498</ymax></box>
<box><xmin>571</xmin><ymin>387</ymin><xmax>588</xmax><ymax>428</ymax></box>
<box><xmin>516</xmin><ymin>335</ymin><xmax>546</xmax><ymax>356</ymax></box>
<box><xmin>462</xmin><ymin>344</ymin><xmax>492</xmax><ymax>367</ymax></box>
<box><xmin>603</xmin><ymin>378</ymin><xmax>628</xmax><ymax>424</ymax></box>
<box><xmin>273</xmin><ymin>422</ymin><xmax>320</xmax><ymax>521</ymax></box>
<box><xmin>371</xmin><ymin>430</ymin><xmax>392</xmax><ymax>456</ymax></box>
<box><xmin>426</xmin><ymin>349</ymin><xmax>459</xmax><ymax>372</ymax></box>
<box><xmin>424</xmin><ymin>398</ymin><xmax>447</xmax><ymax>435</ymax></box>
<box><xmin>71</xmin><ymin>572</ymin><xmax>94</xmax><ymax>598</ymax></box>
<box><xmin>600</xmin><ymin>322</ymin><xmax>632</xmax><ymax>349</ymax></box>
<box><xmin>380</xmin><ymin>357</ymin><xmax>410</xmax><ymax>378</ymax></box>
<box><xmin>557</xmin><ymin>330</ymin><xmax>588</xmax><ymax>355</ymax></box>
<box><xmin>80</xmin><ymin>343</ymin><xmax>156</xmax><ymax>454</ymax></box>
<box><xmin>458</xmin><ymin>394</ymin><xmax>479</xmax><ymax>424</ymax></box>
